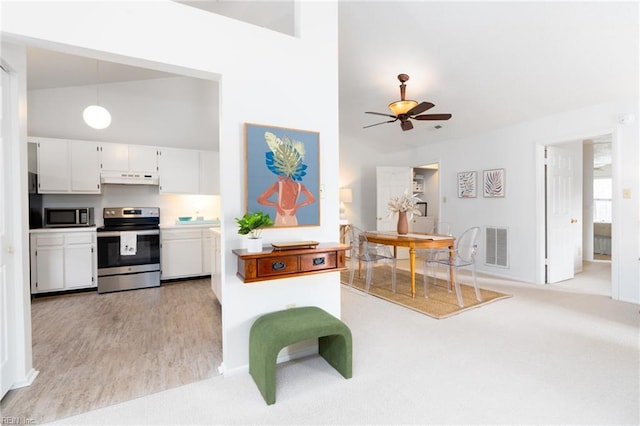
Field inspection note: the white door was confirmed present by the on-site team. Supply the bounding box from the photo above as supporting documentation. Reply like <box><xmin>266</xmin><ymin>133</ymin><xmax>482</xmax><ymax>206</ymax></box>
<box><xmin>376</xmin><ymin>167</ymin><xmax>412</xmax><ymax>231</ymax></box>
<box><xmin>546</xmin><ymin>145</ymin><xmax>582</xmax><ymax>283</ymax></box>
<box><xmin>1</xmin><ymin>66</ymin><xmax>16</xmax><ymax>398</ymax></box>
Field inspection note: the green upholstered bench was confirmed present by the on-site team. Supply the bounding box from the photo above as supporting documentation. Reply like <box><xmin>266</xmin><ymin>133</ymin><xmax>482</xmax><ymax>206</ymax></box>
<box><xmin>249</xmin><ymin>306</ymin><xmax>353</xmax><ymax>405</ymax></box>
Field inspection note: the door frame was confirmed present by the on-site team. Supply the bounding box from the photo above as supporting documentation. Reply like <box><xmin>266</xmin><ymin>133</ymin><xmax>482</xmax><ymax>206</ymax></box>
<box><xmin>535</xmin><ymin>127</ymin><xmax>619</xmax><ymax>297</ymax></box>
<box><xmin>1</xmin><ymin>51</ymin><xmax>39</xmax><ymax>398</ymax></box>
<box><xmin>411</xmin><ymin>159</ymin><xmax>442</xmax><ymax>226</ymax></box>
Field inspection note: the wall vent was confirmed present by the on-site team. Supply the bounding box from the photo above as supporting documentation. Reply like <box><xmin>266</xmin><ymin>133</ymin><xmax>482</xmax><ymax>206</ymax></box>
<box><xmin>485</xmin><ymin>226</ymin><xmax>509</xmax><ymax>268</ymax></box>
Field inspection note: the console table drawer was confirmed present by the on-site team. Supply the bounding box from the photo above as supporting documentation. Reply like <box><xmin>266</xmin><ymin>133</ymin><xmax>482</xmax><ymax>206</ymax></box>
<box><xmin>257</xmin><ymin>255</ymin><xmax>299</xmax><ymax>277</ymax></box>
<box><xmin>300</xmin><ymin>252</ymin><xmax>336</xmax><ymax>272</ymax></box>
<box><xmin>233</xmin><ymin>243</ymin><xmax>348</xmax><ymax>283</ymax></box>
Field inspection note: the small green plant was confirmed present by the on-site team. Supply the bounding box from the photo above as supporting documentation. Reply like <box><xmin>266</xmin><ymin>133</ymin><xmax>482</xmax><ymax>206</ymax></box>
<box><xmin>235</xmin><ymin>211</ymin><xmax>274</xmax><ymax>238</ymax></box>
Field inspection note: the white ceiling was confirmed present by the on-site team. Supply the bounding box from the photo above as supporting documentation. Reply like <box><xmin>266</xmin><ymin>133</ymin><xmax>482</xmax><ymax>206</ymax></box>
<box><xmin>25</xmin><ymin>2</ymin><xmax>637</xmax><ymax>155</ymax></box>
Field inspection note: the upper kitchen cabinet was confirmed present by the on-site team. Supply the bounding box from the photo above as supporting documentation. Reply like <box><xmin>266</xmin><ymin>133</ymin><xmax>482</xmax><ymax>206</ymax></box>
<box><xmin>158</xmin><ymin>147</ymin><xmax>219</xmax><ymax>195</ymax></box>
<box><xmin>32</xmin><ymin>137</ymin><xmax>101</xmax><ymax>194</ymax></box>
<box><xmin>200</xmin><ymin>150</ymin><xmax>220</xmax><ymax>195</ymax></box>
<box><xmin>100</xmin><ymin>143</ymin><xmax>159</xmax><ymax>184</ymax></box>
<box><xmin>158</xmin><ymin>147</ymin><xmax>199</xmax><ymax>194</ymax></box>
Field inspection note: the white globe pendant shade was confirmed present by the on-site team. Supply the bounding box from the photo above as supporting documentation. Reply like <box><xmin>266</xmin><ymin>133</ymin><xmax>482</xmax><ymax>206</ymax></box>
<box><xmin>83</xmin><ymin>105</ymin><xmax>112</xmax><ymax>129</ymax></box>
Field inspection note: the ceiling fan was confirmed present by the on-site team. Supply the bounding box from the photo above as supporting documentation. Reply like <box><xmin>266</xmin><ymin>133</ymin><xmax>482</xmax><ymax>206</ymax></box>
<box><xmin>364</xmin><ymin>73</ymin><xmax>452</xmax><ymax>131</ymax></box>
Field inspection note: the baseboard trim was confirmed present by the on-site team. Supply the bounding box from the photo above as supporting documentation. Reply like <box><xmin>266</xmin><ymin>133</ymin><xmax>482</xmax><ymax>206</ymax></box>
<box><xmin>11</xmin><ymin>368</ymin><xmax>39</xmax><ymax>390</ymax></box>
<box><xmin>222</xmin><ymin>346</ymin><xmax>319</xmax><ymax>378</ymax></box>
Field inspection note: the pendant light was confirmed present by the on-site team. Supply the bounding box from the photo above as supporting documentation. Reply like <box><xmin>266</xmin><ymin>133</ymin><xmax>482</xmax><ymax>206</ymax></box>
<box><xmin>83</xmin><ymin>60</ymin><xmax>111</xmax><ymax>129</ymax></box>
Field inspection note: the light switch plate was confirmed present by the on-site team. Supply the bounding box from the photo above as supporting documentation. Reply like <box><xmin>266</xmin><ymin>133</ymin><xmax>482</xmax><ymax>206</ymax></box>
<box><xmin>623</xmin><ymin>188</ymin><xmax>631</xmax><ymax>199</ymax></box>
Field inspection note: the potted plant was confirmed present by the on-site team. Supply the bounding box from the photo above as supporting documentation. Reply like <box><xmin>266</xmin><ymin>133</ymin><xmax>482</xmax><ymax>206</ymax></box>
<box><xmin>235</xmin><ymin>211</ymin><xmax>274</xmax><ymax>253</ymax></box>
<box><xmin>387</xmin><ymin>189</ymin><xmax>422</xmax><ymax>235</ymax></box>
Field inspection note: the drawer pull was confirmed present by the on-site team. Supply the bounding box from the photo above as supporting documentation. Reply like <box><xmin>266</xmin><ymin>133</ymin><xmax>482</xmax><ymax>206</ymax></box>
<box><xmin>272</xmin><ymin>261</ymin><xmax>286</xmax><ymax>271</ymax></box>
<box><xmin>313</xmin><ymin>257</ymin><xmax>326</xmax><ymax>266</ymax></box>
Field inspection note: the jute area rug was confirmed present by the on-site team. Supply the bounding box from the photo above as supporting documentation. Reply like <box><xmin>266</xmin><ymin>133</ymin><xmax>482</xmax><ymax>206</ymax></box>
<box><xmin>340</xmin><ymin>268</ymin><xmax>511</xmax><ymax>319</ymax></box>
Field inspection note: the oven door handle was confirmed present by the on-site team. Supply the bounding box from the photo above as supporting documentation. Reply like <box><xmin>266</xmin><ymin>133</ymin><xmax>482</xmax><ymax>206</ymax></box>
<box><xmin>97</xmin><ymin>230</ymin><xmax>160</xmax><ymax>238</ymax></box>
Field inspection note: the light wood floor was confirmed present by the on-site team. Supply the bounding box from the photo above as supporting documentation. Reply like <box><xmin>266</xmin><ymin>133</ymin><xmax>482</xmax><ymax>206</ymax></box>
<box><xmin>0</xmin><ymin>278</ymin><xmax>222</xmax><ymax>424</ymax></box>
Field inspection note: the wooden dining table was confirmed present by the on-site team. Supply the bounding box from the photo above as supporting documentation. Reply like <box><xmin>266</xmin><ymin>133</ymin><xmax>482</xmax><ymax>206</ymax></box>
<box><xmin>362</xmin><ymin>231</ymin><xmax>455</xmax><ymax>298</ymax></box>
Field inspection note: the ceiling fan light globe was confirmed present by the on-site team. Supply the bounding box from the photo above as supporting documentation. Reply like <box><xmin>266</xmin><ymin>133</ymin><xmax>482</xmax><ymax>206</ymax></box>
<box><xmin>83</xmin><ymin>105</ymin><xmax>112</xmax><ymax>129</ymax></box>
<box><xmin>388</xmin><ymin>100</ymin><xmax>418</xmax><ymax>116</ymax></box>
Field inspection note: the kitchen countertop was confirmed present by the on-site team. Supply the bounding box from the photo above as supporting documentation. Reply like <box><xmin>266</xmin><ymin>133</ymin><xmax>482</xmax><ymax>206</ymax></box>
<box><xmin>160</xmin><ymin>222</ymin><xmax>220</xmax><ymax>230</ymax></box>
<box><xmin>30</xmin><ymin>226</ymin><xmax>98</xmax><ymax>234</ymax></box>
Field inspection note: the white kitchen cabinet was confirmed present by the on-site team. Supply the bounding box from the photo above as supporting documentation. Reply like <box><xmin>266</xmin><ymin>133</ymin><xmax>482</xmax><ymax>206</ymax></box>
<box><xmin>158</xmin><ymin>147</ymin><xmax>200</xmax><ymax>194</ymax></box>
<box><xmin>99</xmin><ymin>143</ymin><xmax>129</xmax><ymax>172</ymax></box>
<box><xmin>210</xmin><ymin>229</ymin><xmax>222</xmax><ymax>303</ymax></box>
<box><xmin>128</xmin><ymin>145</ymin><xmax>159</xmax><ymax>173</ymax></box>
<box><xmin>160</xmin><ymin>227</ymin><xmax>218</xmax><ymax>280</ymax></box>
<box><xmin>70</xmin><ymin>140</ymin><xmax>101</xmax><ymax>193</ymax></box>
<box><xmin>34</xmin><ymin>137</ymin><xmax>101</xmax><ymax>194</ymax></box>
<box><xmin>33</xmin><ymin>237</ymin><xmax>65</xmax><ymax>292</ymax></box>
<box><xmin>161</xmin><ymin>228</ymin><xmax>203</xmax><ymax>279</ymax></box>
<box><xmin>199</xmin><ymin>150</ymin><xmax>220</xmax><ymax>195</ymax></box>
<box><xmin>30</xmin><ymin>230</ymin><xmax>97</xmax><ymax>294</ymax></box>
<box><xmin>36</xmin><ymin>139</ymin><xmax>68</xmax><ymax>193</ymax></box>
<box><xmin>158</xmin><ymin>147</ymin><xmax>219</xmax><ymax>195</ymax></box>
<box><xmin>202</xmin><ymin>229</ymin><xmax>212</xmax><ymax>275</ymax></box>
<box><xmin>100</xmin><ymin>143</ymin><xmax>158</xmax><ymax>175</ymax></box>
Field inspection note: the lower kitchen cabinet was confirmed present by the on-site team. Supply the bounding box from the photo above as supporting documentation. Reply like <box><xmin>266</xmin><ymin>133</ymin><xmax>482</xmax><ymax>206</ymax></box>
<box><xmin>210</xmin><ymin>229</ymin><xmax>222</xmax><ymax>303</ymax></box>
<box><xmin>30</xmin><ymin>230</ymin><xmax>97</xmax><ymax>294</ymax></box>
<box><xmin>160</xmin><ymin>227</ymin><xmax>215</xmax><ymax>280</ymax></box>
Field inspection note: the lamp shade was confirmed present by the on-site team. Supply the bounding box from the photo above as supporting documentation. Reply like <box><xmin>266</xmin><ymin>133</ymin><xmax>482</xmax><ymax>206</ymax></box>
<box><xmin>340</xmin><ymin>188</ymin><xmax>353</xmax><ymax>203</ymax></box>
<box><xmin>83</xmin><ymin>105</ymin><xmax>112</xmax><ymax>129</ymax></box>
<box><xmin>388</xmin><ymin>100</ymin><xmax>418</xmax><ymax>116</ymax></box>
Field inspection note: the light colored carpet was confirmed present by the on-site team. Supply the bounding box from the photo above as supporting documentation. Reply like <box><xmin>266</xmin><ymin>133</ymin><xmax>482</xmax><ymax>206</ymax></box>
<box><xmin>341</xmin><ymin>268</ymin><xmax>511</xmax><ymax>319</ymax></box>
<box><xmin>51</xmin><ymin>262</ymin><xmax>639</xmax><ymax>425</ymax></box>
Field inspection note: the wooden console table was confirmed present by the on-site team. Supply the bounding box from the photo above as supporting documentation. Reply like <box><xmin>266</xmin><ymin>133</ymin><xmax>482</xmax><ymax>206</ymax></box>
<box><xmin>233</xmin><ymin>243</ymin><xmax>349</xmax><ymax>283</ymax></box>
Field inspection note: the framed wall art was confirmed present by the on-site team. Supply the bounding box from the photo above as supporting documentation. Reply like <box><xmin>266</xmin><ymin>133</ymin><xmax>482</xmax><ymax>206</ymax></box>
<box><xmin>244</xmin><ymin>123</ymin><xmax>320</xmax><ymax>227</ymax></box>
<box><xmin>483</xmin><ymin>168</ymin><xmax>505</xmax><ymax>197</ymax></box>
<box><xmin>457</xmin><ymin>171</ymin><xmax>477</xmax><ymax>198</ymax></box>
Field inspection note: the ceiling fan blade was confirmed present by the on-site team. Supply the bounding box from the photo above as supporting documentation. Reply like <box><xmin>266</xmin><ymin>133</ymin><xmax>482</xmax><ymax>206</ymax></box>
<box><xmin>413</xmin><ymin>113</ymin><xmax>452</xmax><ymax>121</ymax></box>
<box><xmin>363</xmin><ymin>119</ymin><xmax>397</xmax><ymax>129</ymax></box>
<box><xmin>407</xmin><ymin>101</ymin><xmax>435</xmax><ymax>116</ymax></box>
<box><xmin>401</xmin><ymin>120</ymin><xmax>413</xmax><ymax>131</ymax></box>
<box><xmin>365</xmin><ymin>111</ymin><xmax>397</xmax><ymax>118</ymax></box>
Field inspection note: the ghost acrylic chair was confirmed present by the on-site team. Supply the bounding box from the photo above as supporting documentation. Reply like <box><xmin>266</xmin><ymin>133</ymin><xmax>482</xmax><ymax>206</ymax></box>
<box><xmin>348</xmin><ymin>226</ymin><xmax>396</xmax><ymax>293</ymax></box>
<box><xmin>424</xmin><ymin>226</ymin><xmax>482</xmax><ymax>307</ymax></box>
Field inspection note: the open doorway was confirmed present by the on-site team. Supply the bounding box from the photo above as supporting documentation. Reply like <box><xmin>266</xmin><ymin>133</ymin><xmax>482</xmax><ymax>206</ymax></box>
<box><xmin>543</xmin><ymin>133</ymin><xmax>613</xmax><ymax>297</ymax></box>
<box><xmin>411</xmin><ymin>162</ymin><xmax>440</xmax><ymax>233</ymax></box>
<box><xmin>584</xmin><ymin>137</ymin><xmax>612</xmax><ymax>263</ymax></box>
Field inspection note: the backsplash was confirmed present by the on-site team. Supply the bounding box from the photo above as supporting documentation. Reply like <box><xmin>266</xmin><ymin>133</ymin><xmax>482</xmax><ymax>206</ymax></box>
<box><xmin>41</xmin><ymin>185</ymin><xmax>220</xmax><ymax>226</ymax></box>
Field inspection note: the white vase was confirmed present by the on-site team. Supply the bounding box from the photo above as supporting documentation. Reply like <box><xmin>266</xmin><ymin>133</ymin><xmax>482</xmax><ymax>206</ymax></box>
<box><xmin>246</xmin><ymin>237</ymin><xmax>263</xmax><ymax>253</ymax></box>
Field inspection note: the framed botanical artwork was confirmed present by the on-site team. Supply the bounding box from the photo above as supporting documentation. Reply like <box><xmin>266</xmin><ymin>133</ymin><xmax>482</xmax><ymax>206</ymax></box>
<box><xmin>457</xmin><ymin>171</ymin><xmax>477</xmax><ymax>198</ymax></box>
<box><xmin>244</xmin><ymin>123</ymin><xmax>320</xmax><ymax>227</ymax></box>
<box><xmin>483</xmin><ymin>168</ymin><xmax>505</xmax><ymax>197</ymax></box>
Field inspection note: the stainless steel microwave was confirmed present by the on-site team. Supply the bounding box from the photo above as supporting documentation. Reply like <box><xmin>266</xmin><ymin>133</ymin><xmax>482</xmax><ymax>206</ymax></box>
<box><xmin>44</xmin><ymin>207</ymin><xmax>94</xmax><ymax>228</ymax></box>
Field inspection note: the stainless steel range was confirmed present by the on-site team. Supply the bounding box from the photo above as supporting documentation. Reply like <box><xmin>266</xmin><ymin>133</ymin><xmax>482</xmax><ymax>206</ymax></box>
<box><xmin>97</xmin><ymin>207</ymin><xmax>160</xmax><ymax>294</ymax></box>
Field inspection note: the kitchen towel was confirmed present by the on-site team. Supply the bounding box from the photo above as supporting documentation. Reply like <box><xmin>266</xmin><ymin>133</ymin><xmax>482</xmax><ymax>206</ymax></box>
<box><xmin>120</xmin><ymin>231</ymin><xmax>137</xmax><ymax>256</ymax></box>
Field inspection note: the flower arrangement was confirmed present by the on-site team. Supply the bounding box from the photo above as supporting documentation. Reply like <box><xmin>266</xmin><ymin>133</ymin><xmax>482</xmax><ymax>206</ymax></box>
<box><xmin>387</xmin><ymin>189</ymin><xmax>422</xmax><ymax>220</ymax></box>
<box><xmin>235</xmin><ymin>211</ymin><xmax>274</xmax><ymax>239</ymax></box>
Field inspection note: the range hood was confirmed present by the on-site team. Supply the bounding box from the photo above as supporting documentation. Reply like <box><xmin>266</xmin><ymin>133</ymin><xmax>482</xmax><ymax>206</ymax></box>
<box><xmin>100</xmin><ymin>171</ymin><xmax>159</xmax><ymax>185</ymax></box>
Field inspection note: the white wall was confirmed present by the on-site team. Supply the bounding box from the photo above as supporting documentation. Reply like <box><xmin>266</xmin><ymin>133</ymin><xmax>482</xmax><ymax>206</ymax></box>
<box><xmin>28</xmin><ymin>77</ymin><xmax>218</xmax><ymax>150</ymax></box>
<box><xmin>3</xmin><ymin>0</ymin><xmax>340</xmax><ymax>380</ymax></box>
<box><xmin>41</xmin><ymin>187</ymin><xmax>220</xmax><ymax>227</ymax></box>
<box><xmin>341</xmin><ymin>98</ymin><xmax>639</xmax><ymax>303</ymax></box>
